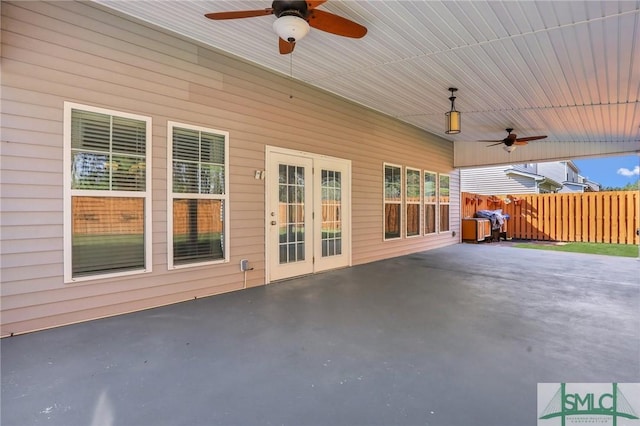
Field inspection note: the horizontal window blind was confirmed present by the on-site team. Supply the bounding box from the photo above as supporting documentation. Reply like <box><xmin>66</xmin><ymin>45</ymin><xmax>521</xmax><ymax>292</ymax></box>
<box><xmin>169</xmin><ymin>123</ymin><xmax>228</xmax><ymax>267</ymax></box>
<box><xmin>71</xmin><ymin>109</ymin><xmax>146</xmax><ymax>191</ymax></box>
<box><xmin>66</xmin><ymin>104</ymin><xmax>151</xmax><ymax>281</ymax></box>
<box><xmin>172</xmin><ymin>127</ymin><xmax>225</xmax><ymax>195</ymax></box>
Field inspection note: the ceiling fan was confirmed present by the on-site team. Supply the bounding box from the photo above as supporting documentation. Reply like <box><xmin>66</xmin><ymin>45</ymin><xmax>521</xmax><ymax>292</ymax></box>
<box><xmin>482</xmin><ymin>128</ymin><xmax>548</xmax><ymax>152</ymax></box>
<box><xmin>204</xmin><ymin>0</ymin><xmax>367</xmax><ymax>54</ymax></box>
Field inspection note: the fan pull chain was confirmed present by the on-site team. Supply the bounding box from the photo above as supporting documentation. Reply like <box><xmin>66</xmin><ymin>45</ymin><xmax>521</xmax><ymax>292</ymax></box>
<box><xmin>289</xmin><ymin>50</ymin><xmax>294</xmax><ymax>99</ymax></box>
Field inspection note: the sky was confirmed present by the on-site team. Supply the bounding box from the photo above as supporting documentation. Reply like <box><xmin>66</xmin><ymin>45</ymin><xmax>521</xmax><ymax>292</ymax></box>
<box><xmin>573</xmin><ymin>154</ymin><xmax>640</xmax><ymax>189</ymax></box>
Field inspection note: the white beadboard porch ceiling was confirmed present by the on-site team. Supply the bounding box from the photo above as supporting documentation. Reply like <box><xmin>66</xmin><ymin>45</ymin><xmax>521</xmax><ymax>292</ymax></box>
<box><xmin>95</xmin><ymin>0</ymin><xmax>640</xmax><ymax>147</ymax></box>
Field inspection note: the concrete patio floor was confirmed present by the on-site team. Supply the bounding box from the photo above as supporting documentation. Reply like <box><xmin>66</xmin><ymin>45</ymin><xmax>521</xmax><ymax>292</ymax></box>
<box><xmin>2</xmin><ymin>244</ymin><xmax>639</xmax><ymax>426</ymax></box>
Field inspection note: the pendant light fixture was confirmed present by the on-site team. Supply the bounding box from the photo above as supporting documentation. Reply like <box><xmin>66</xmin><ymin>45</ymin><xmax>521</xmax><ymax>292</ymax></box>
<box><xmin>445</xmin><ymin>87</ymin><xmax>461</xmax><ymax>134</ymax></box>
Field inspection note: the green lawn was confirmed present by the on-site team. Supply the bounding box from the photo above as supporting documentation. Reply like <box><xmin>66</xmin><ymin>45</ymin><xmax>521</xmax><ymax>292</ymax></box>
<box><xmin>513</xmin><ymin>241</ymin><xmax>639</xmax><ymax>258</ymax></box>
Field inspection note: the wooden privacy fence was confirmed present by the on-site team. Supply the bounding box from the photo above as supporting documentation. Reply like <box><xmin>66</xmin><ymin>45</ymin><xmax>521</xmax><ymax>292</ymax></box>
<box><xmin>73</xmin><ymin>197</ymin><xmax>223</xmax><ymax>235</ymax></box>
<box><xmin>73</xmin><ymin>197</ymin><xmax>144</xmax><ymax>235</ymax></box>
<box><xmin>278</xmin><ymin>203</ymin><xmax>342</xmax><ymax>229</ymax></box>
<box><xmin>462</xmin><ymin>191</ymin><xmax>639</xmax><ymax>245</ymax></box>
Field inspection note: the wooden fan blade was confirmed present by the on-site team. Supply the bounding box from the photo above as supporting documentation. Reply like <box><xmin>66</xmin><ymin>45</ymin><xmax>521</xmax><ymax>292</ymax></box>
<box><xmin>307</xmin><ymin>1</ymin><xmax>328</xmax><ymax>9</ymax></box>
<box><xmin>307</xmin><ymin>9</ymin><xmax>367</xmax><ymax>38</ymax></box>
<box><xmin>515</xmin><ymin>135</ymin><xmax>547</xmax><ymax>143</ymax></box>
<box><xmin>205</xmin><ymin>9</ymin><xmax>273</xmax><ymax>20</ymax></box>
<box><xmin>486</xmin><ymin>142</ymin><xmax>504</xmax><ymax>147</ymax></box>
<box><xmin>479</xmin><ymin>139</ymin><xmax>504</xmax><ymax>143</ymax></box>
<box><xmin>514</xmin><ymin>141</ymin><xmax>529</xmax><ymax>146</ymax></box>
<box><xmin>279</xmin><ymin>37</ymin><xmax>295</xmax><ymax>54</ymax></box>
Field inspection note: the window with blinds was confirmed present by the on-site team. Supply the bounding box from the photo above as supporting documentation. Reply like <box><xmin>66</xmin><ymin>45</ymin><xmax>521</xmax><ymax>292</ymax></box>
<box><xmin>384</xmin><ymin>163</ymin><xmax>402</xmax><ymax>240</ymax></box>
<box><xmin>439</xmin><ymin>174</ymin><xmax>451</xmax><ymax>232</ymax></box>
<box><xmin>424</xmin><ymin>171</ymin><xmax>437</xmax><ymax>235</ymax></box>
<box><xmin>406</xmin><ymin>168</ymin><xmax>421</xmax><ymax>237</ymax></box>
<box><xmin>168</xmin><ymin>122</ymin><xmax>229</xmax><ymax>267</ymax></box>
<box><xmin>64</xmin><ymin>103</ymin><xmax>152</xmax><ymax>282</ymax></box>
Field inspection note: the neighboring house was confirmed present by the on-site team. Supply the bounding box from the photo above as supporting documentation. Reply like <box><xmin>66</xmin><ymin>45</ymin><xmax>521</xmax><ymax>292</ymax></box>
<box><xmin>460</xmin><ymin>163</ymin><xmax>562</xmax><ymax>195</ymax></box>
<box><xmin>537</xmin><ymin>160</ymin><xmax>594</xmax><ymax>193</ymax></box>
<box><xmin>581</xmin><ymin>178</ymin><xmax>601</xmax><ymax>192</ymax></box>
<box><xmin>460</xmin><ymin>161</ymin><xmax>599</xmax><ymax>195</ymax></box>
<box><xmin>1</xmin><ymin>2</ymin><xmax>460</xmax><ymax>336</ymax></box>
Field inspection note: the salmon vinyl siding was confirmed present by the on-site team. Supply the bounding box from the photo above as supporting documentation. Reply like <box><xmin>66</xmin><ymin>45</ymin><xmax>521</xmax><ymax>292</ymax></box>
<box><xmin>0</xmin><ymin>1</ymin><xmax>457</xmax><ymax>336</ymax></box>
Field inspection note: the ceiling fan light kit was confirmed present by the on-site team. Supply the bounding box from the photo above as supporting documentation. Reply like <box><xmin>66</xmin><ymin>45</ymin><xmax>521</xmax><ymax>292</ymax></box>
<box><xmin>503</xmin><ymin>145</ymin><xmax>517</xmax><ymax>153</ymax></box>
<box><xmin>445</xmin><ymin>87</ymin><xmax>461</xmax><ymax>134</ymax></box>
<box><xmin>273</xmin><ymin>15</ymin><xmax>310</xmax><ymax>43</ymax></box>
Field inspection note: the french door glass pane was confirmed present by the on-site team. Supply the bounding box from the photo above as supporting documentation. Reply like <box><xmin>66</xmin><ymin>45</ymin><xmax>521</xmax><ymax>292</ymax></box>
<box><xmin>279</xmin><ymin>164</ymin><xmax>306</xmax><ymax>264</ymax></box>
<box><xmin>321</xmin><ymin>169</ymin><xmax>342</xmax><ymax>257</ymax></box>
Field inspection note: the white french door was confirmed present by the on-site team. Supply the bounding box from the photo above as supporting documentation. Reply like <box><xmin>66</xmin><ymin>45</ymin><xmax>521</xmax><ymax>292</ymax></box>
<box><xmin>266</xmin><ymin>148</ymin><xmax>351</xmax><ymax>282</ymax></box>
<box><xmin>267</xmin><ymin>152</ymin><xmax>314</xmax><ymax>280</ymax></box>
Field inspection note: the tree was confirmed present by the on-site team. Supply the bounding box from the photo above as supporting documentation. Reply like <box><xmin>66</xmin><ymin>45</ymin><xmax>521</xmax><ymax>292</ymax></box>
<box><xmin>602</xmin><ymin>179</ymin><xmax>640</xmax><ymax>191</ymax></box>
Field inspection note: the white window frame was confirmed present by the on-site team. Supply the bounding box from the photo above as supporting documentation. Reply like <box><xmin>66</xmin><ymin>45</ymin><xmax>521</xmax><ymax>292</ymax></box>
<box><xmin>383</xmin><ymin>163</ymin><xmax>403</xmax><ymax>241</ymax></box>
<box><xmin>63</xmin><ymin>102</ymin><xmax>153</xmax><ymax>283</ymax></box>
<box><xmin>438</xmin><ymin>173</ymin><xmax>451</xmax><ymax>233</ymax></box>
<box><xmin>405</xmin><ymin>167</ymin><xmax>422</xmax><ymax>238</ymax></box>
<box><xmin>424</xmin><ymin>170</ymin><xmax>438</xmax><ymax>235</ymax></box>
<box><xmin>167</xmin><ymin>121</ymin><xmax>230</xmax><ymax>269</ymax></box>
